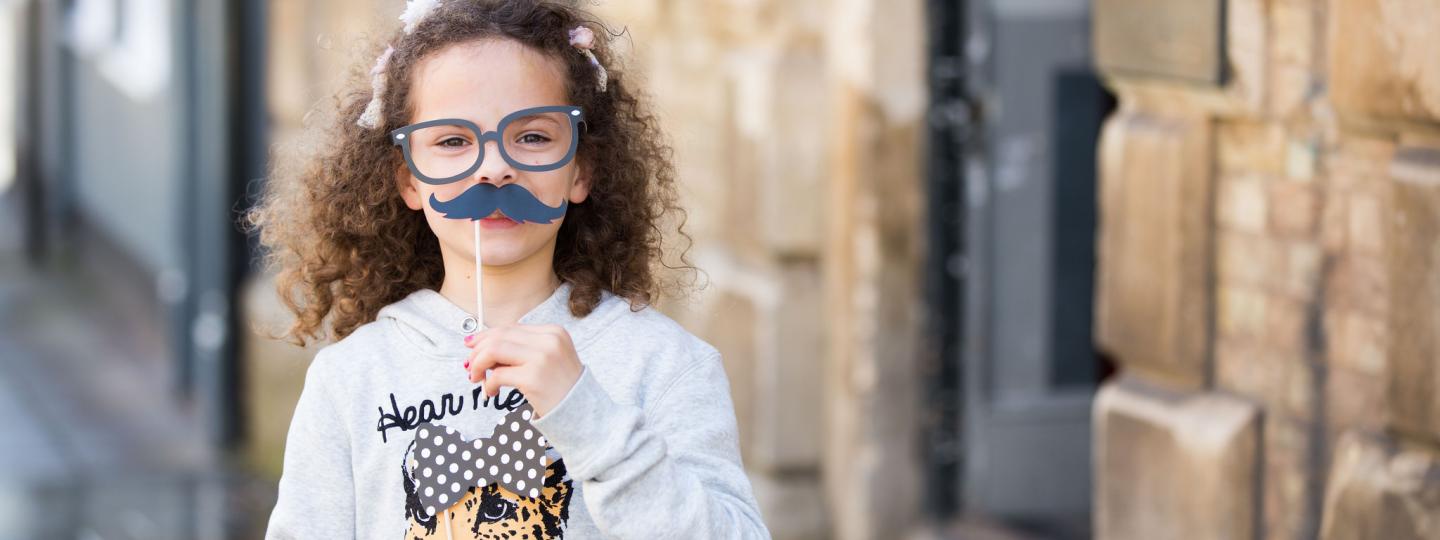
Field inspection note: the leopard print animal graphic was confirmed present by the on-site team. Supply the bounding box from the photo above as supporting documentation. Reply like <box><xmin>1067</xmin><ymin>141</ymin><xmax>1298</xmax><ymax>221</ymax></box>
<box><xmin>401</xmin><ymin>440</ymin><xmax>575</xmax><ymax>538</ymax></box>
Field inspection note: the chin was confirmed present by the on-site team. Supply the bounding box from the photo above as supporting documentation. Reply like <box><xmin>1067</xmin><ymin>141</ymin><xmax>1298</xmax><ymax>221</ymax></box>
<box><xmin>477</xmin><ymin>244</ymin><xmax>538</xmax><ymax>267</ymax></box>
<box><xmin>477</xmin><ymin>252</ymin><xmax>526</xmax><ymax>267</ymax></box>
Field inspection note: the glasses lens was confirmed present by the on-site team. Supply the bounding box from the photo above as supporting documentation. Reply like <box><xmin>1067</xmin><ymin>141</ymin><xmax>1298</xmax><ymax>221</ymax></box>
<box><xmin>502</xmin><ymin>110</ymin><xmax>576</xmax><ymax>169</ymax></box>
<box><xmin>407</xmin><ymin>123</ymin><xmax>481</xmax><ymax>180</ymax></box>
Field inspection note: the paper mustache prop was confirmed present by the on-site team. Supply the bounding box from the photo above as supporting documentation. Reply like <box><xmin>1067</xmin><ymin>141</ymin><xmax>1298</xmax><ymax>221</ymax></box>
<box><xmin>410</xmin><ymin>403</ymin><xmax>550</xmax><ymax>518</ymax></box>
<box><xmin>428</xmin><ymin>182</ymin><xmax>568</xmax><ymax>224</ymax></box>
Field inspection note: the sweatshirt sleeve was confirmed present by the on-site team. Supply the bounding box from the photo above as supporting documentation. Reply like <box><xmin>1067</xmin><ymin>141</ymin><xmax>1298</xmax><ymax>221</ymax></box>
<box><xmin>266</xmin><ymin>352</ymin><xmax>356</xmax><ymax>539</ymax></box>
<box><xmin>531</xmin><ymin>351</ymin><xmax>771</xmax><ymax>539</ymax></box>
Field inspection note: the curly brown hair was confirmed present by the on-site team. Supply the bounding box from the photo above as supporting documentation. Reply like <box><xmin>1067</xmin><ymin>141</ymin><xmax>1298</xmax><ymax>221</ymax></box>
<box><xmin>246</xmin><ymin>0</ymin><xmax>693</xmax><ymax>346</ymax></box>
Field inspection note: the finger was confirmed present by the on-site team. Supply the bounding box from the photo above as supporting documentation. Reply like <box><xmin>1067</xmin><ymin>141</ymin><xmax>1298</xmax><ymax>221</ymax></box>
<box><xmin>463</xmin><ymin>327</ymin><xmax>517</xmax><ymax>368</ymax></box>
<box><xmin>467</xmin><ymin>340</ymin><xmax>501</xmax><ymax>383</ymax></box>
<box><xmin>502</xmin><ymin>324</ymin><xmax>568</xmax><ymax>353</ymax></box>
<box><xmin>482</xmin><ymin>365</ymin><xmax>530</xmax><ymax>398</ymax></box>
<box><xmin>467</xmin><ymin>341</ymin><xmax>500</xmax><ymax>383</ymax></box>
<box><xmin>463</xmin><ymin>326</ymin><xmax>504</xmax><ymax>349</ymax></box>
<box><xmin>467</xmin><ymin>338</ymin><xmax>541</xmax><ymax>383</ymax></box>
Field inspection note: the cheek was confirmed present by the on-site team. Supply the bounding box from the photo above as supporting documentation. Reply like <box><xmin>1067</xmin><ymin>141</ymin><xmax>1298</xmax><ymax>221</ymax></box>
<box><xmin>425</xmin><ymin>182</ymin><xmax>468</xmax><ymax>207</ymax></box>
<box><xmin>530</xmin><ymin>170</ymin><xmax>577</xmax><ymax>204</ymax></box>
<box><xmin>418</xmin><ymin>193</ymin><xmax>469</xmax><ymax>240</ymax></box>
<box><xmin>413</xmin><ymin>182</ymin><xmax>469</xmax><ymax>225</ymax></box>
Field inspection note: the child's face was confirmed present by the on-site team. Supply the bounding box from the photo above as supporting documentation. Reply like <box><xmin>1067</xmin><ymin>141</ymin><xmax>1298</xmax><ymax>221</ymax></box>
<box><xmin>398</xmin><ymin>39</ymin><xmax>589</xmax><ymax>270</ymax></box>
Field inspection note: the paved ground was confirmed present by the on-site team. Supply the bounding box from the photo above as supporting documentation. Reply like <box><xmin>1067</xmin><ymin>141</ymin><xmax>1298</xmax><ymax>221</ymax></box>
<box><xmin>0</xmin><ymin>193</ymin><xmax>274</xmax><ymax>540</ymax></box>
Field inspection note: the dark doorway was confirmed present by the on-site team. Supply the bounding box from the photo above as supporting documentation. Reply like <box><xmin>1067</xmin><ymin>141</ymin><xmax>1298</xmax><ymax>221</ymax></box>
<box><xmin>924</xmin><ymin>0</ymin><xmax>1117</xmax><ymax>537</ymax></box>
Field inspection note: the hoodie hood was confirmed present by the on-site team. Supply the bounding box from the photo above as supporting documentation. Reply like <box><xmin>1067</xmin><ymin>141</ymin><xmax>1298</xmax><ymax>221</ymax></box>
<box><xmin>375</xmin><ymin>281</ymin><xmax>622</xmax><ymax>362</ymax></box>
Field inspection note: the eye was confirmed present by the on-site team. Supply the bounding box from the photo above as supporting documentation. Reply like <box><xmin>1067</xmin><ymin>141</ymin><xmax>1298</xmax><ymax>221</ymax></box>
<box><xmin>437</xmin><ymin>136</ymin><xmax>470</xmax><ymax>148</ymax></box>
<box><xmin>479</xmin><ymin>499</ymin><xmax>515</xmax><ymax>521</ymax></box>
<box><xmin>475</xmin><ymin>490</ymin><xmax>517</xmax><ymax>522</ymax></box>
<box><xmin>515</xmin><ymin>132</ymin><xmax>551</xmax><ymax>145</ymax></box>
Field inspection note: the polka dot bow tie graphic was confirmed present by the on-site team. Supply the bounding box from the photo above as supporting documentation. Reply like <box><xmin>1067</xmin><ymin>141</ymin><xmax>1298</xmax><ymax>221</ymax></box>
<box><xmin>411</xmin><ymin>403</ymin><xmax>550</xmax><ymax>517</ymax></box>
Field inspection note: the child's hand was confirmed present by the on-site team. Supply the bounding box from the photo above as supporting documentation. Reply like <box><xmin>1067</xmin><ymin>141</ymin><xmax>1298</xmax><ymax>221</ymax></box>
<box><xmin>462</xmin><ymin>324</ymin><xmax>584</xmax><ymax>419</ymax></box>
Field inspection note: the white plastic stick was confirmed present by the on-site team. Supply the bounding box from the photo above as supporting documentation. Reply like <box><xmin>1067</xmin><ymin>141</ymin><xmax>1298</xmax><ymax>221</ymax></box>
<box><xmin>473</xmin><ymin>219</ymin><xmax>484</xmax><ymax>327</ymax></box>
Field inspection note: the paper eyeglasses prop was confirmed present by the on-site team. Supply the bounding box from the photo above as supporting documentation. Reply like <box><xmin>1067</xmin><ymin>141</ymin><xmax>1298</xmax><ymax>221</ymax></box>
<box><xmin>391</xmin><ymin>105</ymin><xmax>582</xmax><ymax>225</ymax></box>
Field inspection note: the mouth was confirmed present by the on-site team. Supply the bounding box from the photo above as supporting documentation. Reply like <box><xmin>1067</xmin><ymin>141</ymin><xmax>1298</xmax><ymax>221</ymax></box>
<box><xmin>477</xmin><ymin>210</ymin><xmax>520</xmax><ymax>230</ymax></box>
<box><xmin>480</xmin><ymin>211</ymin><xmax>517</xmax><ymax>223</ymax></box>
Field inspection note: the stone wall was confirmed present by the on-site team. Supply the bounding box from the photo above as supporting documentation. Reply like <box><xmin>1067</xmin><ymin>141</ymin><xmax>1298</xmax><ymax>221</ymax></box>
<box><xmin>587</xmin><ymin>2</ymin><xmax>927</xmax><ymax>538</ymax></box>
<box><xmin>244</xmin><ymin>1</ymin><xmax>928</xmax><ymax>539</ymax></box>
<box><xmin>1092</xmin><ymin>0</ymin><xmax>1440</xmax><ymax>538</ymax></box>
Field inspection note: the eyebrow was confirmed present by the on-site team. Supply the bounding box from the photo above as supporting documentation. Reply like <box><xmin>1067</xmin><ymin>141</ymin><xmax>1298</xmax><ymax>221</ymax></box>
<box><xmin>510</xmin><ymin>115</ymin><xmax>561</xmax><ymax>128</ymax></box>
<box><xmin>412</xmin><ymin>113</ymin><xmax>565</xmax><ymax>131</ymax></box>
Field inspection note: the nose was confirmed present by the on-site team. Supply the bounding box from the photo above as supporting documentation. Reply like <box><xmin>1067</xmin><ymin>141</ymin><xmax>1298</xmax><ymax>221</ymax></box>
<box><xmin>472</xmin><ymin>135</ymin><xmax>514</xmax><ymax>185</ymax></box>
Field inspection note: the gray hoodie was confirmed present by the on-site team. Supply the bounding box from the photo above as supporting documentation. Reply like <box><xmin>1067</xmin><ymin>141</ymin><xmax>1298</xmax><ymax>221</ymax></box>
<box><xmin>265</xmin><ymin>282</ymin><xmax>770</xmax><ymax>539</ymax></box>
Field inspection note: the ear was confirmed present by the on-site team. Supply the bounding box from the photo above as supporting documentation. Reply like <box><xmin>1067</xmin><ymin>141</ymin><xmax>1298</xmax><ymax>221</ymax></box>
<box><xmin>397</xmin><ymin>163</ymin><xmax>424</xmax><ymax>211</ymax></box>
<box><xmin>568</xmin><ymin>161</ymin><xmax>592</xmax><ymax>204</ymax></box>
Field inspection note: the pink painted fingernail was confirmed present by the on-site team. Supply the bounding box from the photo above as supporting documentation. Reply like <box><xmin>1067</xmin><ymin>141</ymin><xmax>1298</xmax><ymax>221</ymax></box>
<box><xmin>464</xmin><ymin>334</ymin><xmax>474</xmax><ymax>345</ymax></box>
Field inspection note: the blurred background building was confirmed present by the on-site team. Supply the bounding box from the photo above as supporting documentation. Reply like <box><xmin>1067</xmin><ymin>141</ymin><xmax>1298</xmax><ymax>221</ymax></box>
<box><xmin>1</xmin><ymin>0</ymin><xmax>1437</xmax><ymax>539</ymax></box>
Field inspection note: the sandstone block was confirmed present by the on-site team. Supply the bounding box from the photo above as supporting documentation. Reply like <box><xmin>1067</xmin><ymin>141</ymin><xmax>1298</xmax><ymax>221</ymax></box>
<box><xmin>1219</xmin><ymin>174</ymin><xmax>1270</xmax><ymax>234</ymax></box>
<box><xmin>1218</xmin><ymin>122</ymin><xmax>1287</xmax><ymax>176</ymax></box>
<box><xmin>750</xmin><ymin>262</ymin><xmax>825</xmax><ymax>471</ymax></box>
<box><xmin>1094</xmin><ymin>378</ymin><xmax>1262</xmax><ymax>540</ymax></box>
<box><xmin>1215</xmin><ymin>339</ymin><xmax>1315</xmax><ymax>421</ymax></box>
<box><xmin>1389</xmin><ymin>146</ymin><xmax>1440</xmax><ymax>442</ymax></box>
<box><xmin>1095</xmin><ymin>111</ymin><xmax>1214</xmax><ymax>390</ymax></box>
<box><xmin>1319</xmin><ymin>432</ymin><xmax>1440</xmax><ymax>540</ymax></box>
<box><xmin>1329</xmin><ymin>0</ymin><xmax>1440</xmax><ymax>129</ymax></box>
<box><xmin>1269</xmin><ymin>181</ymin><xmax>1319</xmax><ymax>238</ymax></box>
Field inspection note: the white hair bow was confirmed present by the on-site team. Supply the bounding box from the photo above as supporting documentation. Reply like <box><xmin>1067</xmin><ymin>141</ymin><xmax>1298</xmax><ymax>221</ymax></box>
<box><xmin>568</xmin><ymin>25</ymin><xmax>608</xmax><ymax>92</ymax></box>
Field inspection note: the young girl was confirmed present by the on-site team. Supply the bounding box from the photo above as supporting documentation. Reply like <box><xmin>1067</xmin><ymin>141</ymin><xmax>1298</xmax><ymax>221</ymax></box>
<box><xmin>250</xmin><ymin>1</ymin><xmax>769</xmax><ymax>538</ymax></box>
